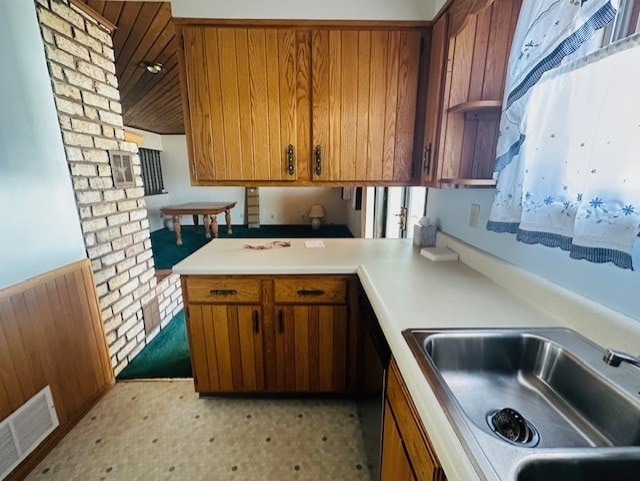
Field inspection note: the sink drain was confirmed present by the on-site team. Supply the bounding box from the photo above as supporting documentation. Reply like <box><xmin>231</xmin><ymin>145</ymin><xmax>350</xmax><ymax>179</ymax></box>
<box><xmin>486</xmin><ymin>408</ymin><xmax>539</xmax><ymax>447</ymax></box>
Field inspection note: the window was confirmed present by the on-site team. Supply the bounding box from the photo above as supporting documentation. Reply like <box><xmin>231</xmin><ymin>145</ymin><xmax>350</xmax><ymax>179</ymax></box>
<box><xmin>108</xmin><ymin>150</ymin><xmax>135</xmax><ymax>187</ymax></box>
<box><xmin>603</xmin><ymin>0</ymin><xmax>640</xmax><ymax>44</ymax></box>
<box><xmin>139</xmin><ymin>148</ymin><xmax>165</xmax><ymax>196</ymax></box>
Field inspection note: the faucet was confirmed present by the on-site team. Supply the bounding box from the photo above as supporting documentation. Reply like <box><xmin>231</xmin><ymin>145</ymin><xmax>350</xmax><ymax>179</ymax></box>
<box><xmin>603</xmin><ymin>349</ymin><xmax>640</xmax><ymax>368</ymax></box>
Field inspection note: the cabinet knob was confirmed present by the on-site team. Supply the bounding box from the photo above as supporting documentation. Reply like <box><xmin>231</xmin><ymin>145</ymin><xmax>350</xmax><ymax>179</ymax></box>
<box><xmin>287</xmin><ymin>144</ymin><xmax>295</xmax><ymax>176</ymax></box>
<box><xmin>314</xmin><ymin>145</ymin><xmax>322</xmax><ymax>176</ymax></box>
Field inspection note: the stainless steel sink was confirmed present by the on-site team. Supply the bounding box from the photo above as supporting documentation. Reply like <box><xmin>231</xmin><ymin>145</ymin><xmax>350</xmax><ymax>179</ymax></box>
<box><xmin>403</xmin><ymin>328</ymin><xmax>640</xmax><ymax>481</ymax></box>
<box><xmin>516</xmin><ymin>451</ymin><xmax>640</xmax><ymax>480</ymax></box>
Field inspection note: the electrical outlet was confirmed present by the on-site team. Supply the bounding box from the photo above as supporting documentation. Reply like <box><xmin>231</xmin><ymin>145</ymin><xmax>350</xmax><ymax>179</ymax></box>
<box><xmin>469</xmin><ymin>204</ymin><xmax>480</xmax><ymax>228</ymax></box>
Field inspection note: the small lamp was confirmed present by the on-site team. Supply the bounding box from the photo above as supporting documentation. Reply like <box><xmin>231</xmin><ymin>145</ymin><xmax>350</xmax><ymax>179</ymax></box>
<box><xmin>309</xmin><ymin>204</ymin><xmax>325</xmax><ymax>230</ymax></box>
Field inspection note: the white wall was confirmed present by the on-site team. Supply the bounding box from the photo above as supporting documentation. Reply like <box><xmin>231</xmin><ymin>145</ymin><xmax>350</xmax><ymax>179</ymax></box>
<box><xmin>144</xmin><ymin>135</ymin><xmax>244</xmax><ymax>231</ymax></box>
<box><xmin>259</xmin><ymin>187</ymin><xmax>347</xmax><ymax>226</ymax></box>
<box><xmin>0</xmin><ymin>0</ymin><xmax>86</xmax><ymax>289</ymax></box>
<box><xmin>343</xmin><ymin>188</ymin><xmax>364</xmax><ymax>238</ymax></box>
<box><xmin>171</xmin><ymin>0</ymin><xmax>433</xmax><ymax>20</ymax></box>
<box><xmin>426</xmin><ymin>188</ymin><xmax>640</xmax><ymax>320</ymax></box>
<box><xmin>126</xmin><ymin>126</ymin><xmax>163</xmax><ymax>151</ymax></box>
<box><xmin>145</xmin><ymin>135</ymin><xmax>348</xmax><ymax>231</ymax></box>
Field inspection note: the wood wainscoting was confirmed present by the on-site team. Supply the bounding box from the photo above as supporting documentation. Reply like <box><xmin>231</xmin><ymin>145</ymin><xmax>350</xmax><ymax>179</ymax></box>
<box><xmin>0</xmin><ymin>259</ymin><xmax>114</xmax><ymax>480</ymax></box>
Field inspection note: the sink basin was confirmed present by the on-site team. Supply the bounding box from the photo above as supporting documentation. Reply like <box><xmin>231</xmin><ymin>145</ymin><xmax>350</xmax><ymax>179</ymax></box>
<box><xmin>403</xmin><ymin>328</ymin><xmax>640</xmax><ymax>481</ymax></box>
<box><xmin>516</xmin><ymin>452</ymin><xmax>640</xmax><ymax>481</ymax></box>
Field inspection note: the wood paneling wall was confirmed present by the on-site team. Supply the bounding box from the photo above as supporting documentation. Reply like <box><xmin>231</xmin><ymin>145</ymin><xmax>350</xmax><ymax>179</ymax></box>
<box><xmin>0</xmin><ymin>259</ymin><xmax>114</xmax><ymax>481</ymax></box>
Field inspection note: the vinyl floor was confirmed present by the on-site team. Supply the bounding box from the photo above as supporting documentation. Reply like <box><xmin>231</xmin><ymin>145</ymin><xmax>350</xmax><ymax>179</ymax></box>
<box><xmin>25</xmin><ymin>380</ymin><xmax>372</xmax><ymax>481</ymax></box>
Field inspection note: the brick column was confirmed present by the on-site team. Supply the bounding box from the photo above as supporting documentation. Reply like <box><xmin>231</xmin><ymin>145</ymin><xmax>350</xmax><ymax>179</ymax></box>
<box><xmin>36</xmin><ymin>0</ymin><xmax>156</xmax><ymax>374</ymax></box>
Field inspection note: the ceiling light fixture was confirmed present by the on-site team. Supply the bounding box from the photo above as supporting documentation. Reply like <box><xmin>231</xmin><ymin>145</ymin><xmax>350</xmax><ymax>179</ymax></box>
<box><xmin>139</xmin><ymin>61</ymin><xmax>163</xmax><ymax>74</ymax></box>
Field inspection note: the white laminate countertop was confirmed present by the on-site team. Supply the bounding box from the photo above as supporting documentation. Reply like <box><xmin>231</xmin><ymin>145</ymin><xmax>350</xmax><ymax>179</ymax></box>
<box><xmin>173</xmin><ymin>235</ymin><xmax>640</xmax><ymax>481</ymax></box>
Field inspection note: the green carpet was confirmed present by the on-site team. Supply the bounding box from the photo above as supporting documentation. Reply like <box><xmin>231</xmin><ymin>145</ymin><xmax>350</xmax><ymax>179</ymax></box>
<box><xmin>117</xmin><ymin>310</ymin><xmax>192</xmax><ymax>379</ymax></box>
<box><xmin>151</xmin><ymin>224</ymin><xmax>353</xmax><ymax>270</ymax></box>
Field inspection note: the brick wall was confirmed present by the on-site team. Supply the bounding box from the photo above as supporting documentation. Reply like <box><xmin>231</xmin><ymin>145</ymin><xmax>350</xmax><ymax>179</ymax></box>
<box><xmin>158</xmin><ymin>273</ymin><xmax>184</xmax><ymax>330</ymax></box>
<box><xmin>36</xmin><ymin>0</ymin><xmax>156</xmax><ymax>374</ymax></box>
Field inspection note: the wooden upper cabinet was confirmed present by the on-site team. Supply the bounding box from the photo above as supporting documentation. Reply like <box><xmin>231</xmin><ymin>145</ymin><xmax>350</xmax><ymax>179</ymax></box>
<box><xmin>421</xmin><ymin>12</ymin><xmax>449</xmax><ymax>186</ymax></box>
<box><xmin>421</xmin><ymin>0</ymin><xmax>521</xmax><ymax>187</ymax></box>
<box><xmin>311</xmin><ymin>29</ymin><xmax>422</xmax><ymax>182</ymax></box>
<box><xmin>181</xmin><ymin>27</ymin><xmax>302</xmax><ymax>183</ymax></box>
<box><xmin>178</xmin><ymin>22</ymin><xmax>426</xmax><ymax>185</ymax></box>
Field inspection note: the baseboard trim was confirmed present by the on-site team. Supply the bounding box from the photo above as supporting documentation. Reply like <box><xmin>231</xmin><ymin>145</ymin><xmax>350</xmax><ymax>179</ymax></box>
<box><xmin>5</xmin><ymin>379</ymin><xmax>115</xmax><ymax>481</ymax></box>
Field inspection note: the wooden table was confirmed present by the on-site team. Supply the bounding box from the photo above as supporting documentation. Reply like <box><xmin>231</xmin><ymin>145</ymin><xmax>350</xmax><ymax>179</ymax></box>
<box><xmin>160</xmin><ymin>202</ymin><xmax>237</xmax><ymax>245</ymax></box>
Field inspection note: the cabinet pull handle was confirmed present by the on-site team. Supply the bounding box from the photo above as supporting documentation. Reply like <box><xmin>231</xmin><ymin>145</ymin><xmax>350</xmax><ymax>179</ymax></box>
<box><xmin>314</xmin><ymin>145</ymin><xmax>322</xmax><ymax>176</ymax></box>
<box><xmin>297</xmin><ymin>289</ymin><xmax>325</xmax><ymax>296</ymax></box>
<box><xmin>287</xmin><ymin>144</ymin><xmax>295</xmax><ymax>175</ymax></box>
<box><xmin>278</xmin><ymin>309</ymin><xmax>284</xmax><ymax>334</ymax></box>
<box><xmin>253</xmin><ymin>310</ymin><xmax>259</xmax><ymax>334</ymax></box>
<box><xmin>423</xmin><ymin>143</ymin><xmax>432</xmax><ymax>174</ymax></box>
<box><xmin>210</xmin><ymin>289</ymin><xmax>237</xmax><ymax>296</ymax></box>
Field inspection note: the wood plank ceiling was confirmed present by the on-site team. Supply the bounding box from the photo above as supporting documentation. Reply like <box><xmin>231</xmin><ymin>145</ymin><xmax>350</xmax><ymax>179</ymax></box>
<box><xmin>80</xmin><ymin>1</ymin><xmax>184</xmax><ymax>134</ymax></box>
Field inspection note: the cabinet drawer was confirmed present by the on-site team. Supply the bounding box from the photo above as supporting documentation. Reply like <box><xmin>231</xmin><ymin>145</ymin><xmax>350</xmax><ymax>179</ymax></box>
<box><xmin>185</xmin><ymin>277</ymin><xmax>261</xmax><ymax>303</ymax></box>
<box><xmin>274</xmin><ymin>277</ymin><xmax>347</xmax><ymax>304</ymax></box>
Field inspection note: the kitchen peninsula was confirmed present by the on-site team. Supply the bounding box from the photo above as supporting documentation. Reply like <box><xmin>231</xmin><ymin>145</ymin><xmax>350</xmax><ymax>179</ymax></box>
<box><xmin>173</xmin><ymin>233</ymin><xmax>640</xmax><ymax>481</ymax></box>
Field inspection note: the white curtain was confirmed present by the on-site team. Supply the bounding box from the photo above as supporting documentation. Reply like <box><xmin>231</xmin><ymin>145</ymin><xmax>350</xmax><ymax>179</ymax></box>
<box><xmin>486</xmin><ymin>0</ymin><xmax>640</xmax><ymax>269</ymax></box>
<box><xmin>516</xmin><ymin>35</ymin><xmax>640</xmax><ymax>268</ymax></box>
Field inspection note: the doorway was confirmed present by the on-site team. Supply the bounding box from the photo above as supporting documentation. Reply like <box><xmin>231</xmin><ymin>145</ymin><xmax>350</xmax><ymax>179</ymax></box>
<box><xmin>370</xmin><ymin>187</ymin><xmax>427</xmax><ymax>239</ymax></box>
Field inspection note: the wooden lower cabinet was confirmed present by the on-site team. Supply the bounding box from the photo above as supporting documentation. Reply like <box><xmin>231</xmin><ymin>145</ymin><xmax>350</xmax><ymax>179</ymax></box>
<box><xmin>382</xmin><ymin>359</ymin><xmax>446</xmax><ymax>481</ymax></box>
<box><xmin>182</xmin><ymin>275</ymin><xmax>357</xmax><ymax>394</ymax></box>
<box><xmin>381</xmin><ymin>401</ymin><xmax>417</xmax><ymax>481</ymax></box>
<box><xmin>187</xmin><ymin>303</ymin><xmax>264</xmax><ymax>392</ymax></box>
<box><xmin>274</xmin><ymin>304</ymin><xmax>348</xmax><ymax>392</ymax></box>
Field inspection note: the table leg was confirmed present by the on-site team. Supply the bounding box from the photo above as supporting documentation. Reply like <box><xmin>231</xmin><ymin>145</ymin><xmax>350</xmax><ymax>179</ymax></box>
<box><xmin>192</xmin><ymin>214</ymin><xmax>199</xmax><ymax>234</ymax></box>
<box><xmin>212</xmin><ymin>214</ymin><xmax>219</xmax><ymax>238</ymax></box>
<box><xmin>172</xmin><ymin>216</ymin><xmax>183</xmax><ymax>245</ymax></box>
<box><xmin>204</xmin><ymin>215</ymin><xmax>212</xmax><ymax>240</ymax></box>
<box><xmin>225</xmin><ymin>208</ymin><xmax>233</xmax><ymax>234</ymax></box>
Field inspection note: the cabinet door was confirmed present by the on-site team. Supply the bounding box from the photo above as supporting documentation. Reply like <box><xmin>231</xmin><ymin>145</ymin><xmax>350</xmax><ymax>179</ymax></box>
<box><xmin>187</xmin><ymin>303</ymin><xmax>265</xmax><ymax>392</ymax></box>
<box><xmin>385</xmin><ymin>360</ymin><xmax>446</xmax><ymax>481</ymax></box>
<box><xmin>311</xmin><ymin>29</ymin><xmax>421</xmax><ymax>182</ymax></box>
<box><xmin>273</xmin><ymin>304</ymin><xmax>348</xmax><ymax>392</ymax></box>
<box><xmin>182</xmin><ymin>27</ymin><xmax>302</xmax><ymax>182</ymax></box>
<box><xmin>421</xmin><ymin>11</ymin><xmax>449</xmax><ymax>186</ymax></box>
<box><xmin>381</xmin><ymin>401</ymin><xmax>416</xmax><ymax>481</ymax></box>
